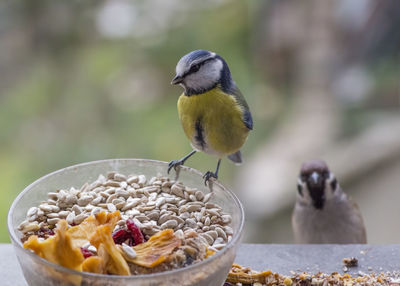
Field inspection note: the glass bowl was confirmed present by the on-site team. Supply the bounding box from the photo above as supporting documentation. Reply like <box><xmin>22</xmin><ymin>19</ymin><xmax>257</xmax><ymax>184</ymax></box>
<box><xmin>7</xmin><ymin>159</ymin><xmax>244</xmax><ymax>286</ymax></box>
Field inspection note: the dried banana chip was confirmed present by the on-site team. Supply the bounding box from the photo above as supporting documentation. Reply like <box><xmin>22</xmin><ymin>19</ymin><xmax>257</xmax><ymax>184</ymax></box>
<box><xmin>24</xmin><ymin>220</ymin><xmax>84</xmax><ymax>272</ymax></box>
<box><xmin>226</xmin><ymin>264</ymin><xmax>273</xmax><ymax>284</ymax></box>
<box><xmin>121</xmin><ymin>229</ymin><xmax>181</xmax><ymax>268</ymax></box>
<box><xmin>90</xmin><ymin>224</ymin><xmax>130</xmax><ymax>275</ymax></box>
<box><xmin>81</xmin><ymin>256</ymin><xmax>105</xmax><ymax>274</ymax></box>
<box><xmin>68</xmin><ymin>211</ymin><xmax>121</xmax><ymax>248</ymax></box>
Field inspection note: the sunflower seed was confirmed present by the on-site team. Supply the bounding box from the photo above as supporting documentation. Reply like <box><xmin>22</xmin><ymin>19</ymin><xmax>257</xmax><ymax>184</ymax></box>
<box><xmin>72</xmin><ymin>205</ymin><xmax>82</xmax><ymax>215</ymax></box>
<box><xmin>114</xmin><ymin>173</ymin><xmax>127</xmax><ymax>182</ymax></box>
<box><xmin>203</xmin><ymin>193</ymin><xmax>213</xmax><ymax>203</ymax></box>
<box><xmin>77</xmin><ymin>195</ymin><xmax>92</xmax><ymax>206</ymax></box>
<box><xmin>185</xmin><ymin>218</ymin><xmax>197</xmax><ymax>229</ymax></box>
<box><xmin>18</xmin><ymin>220</ymin><xmax>29</xmax><ymax>230</ymax></box>
<box><xmin>91</xmin><ymin>196</ymin><xmax>103</xmax><ymax>205</ymax></box>
<box><xmin>215</xmin><ymin>227</ymin><xmax>227</xmax><ymax>240</ymax></box>
<box><xmin>107</xmin><ymin>203</ymin><xmax>117</xmax><ymax>212</ymax></box>
<box><xmin>47</xmin><ymin>218</ymin><xmax>60</xmax><ymax>225</ymax></box>
<box><xmin>171</xmin><ymin>184</ymin><xmax>184</xmax><ymax>198</ymax></box>
<box><xmin>121</xmin><ymin>199</ymin><xmax>141</xmax><ymax>211</ymax></box>
<box><xmin>127</xmin><ymin>176</ymin><xmax>138</xmax><ymax>184</ymax></box>
<box><xmin>27</xmin><ymin>207</ymin><xmax>38</xmax><ymax>217</ymax></box>
<box><xmin>138</xmin><ymin>175</ymin><xmax>146</xmax><ymax>185</ymax></box>
<box><xmin>105</xmin><ymin>180</ymin><xmax>120</xmax><ymax>187</ymax></box>
<box><xmin>22</xmin><ymin>223</ymin><xmax>40</xmax><ymax>233</ymax></box>
<box><xmin>221</xmin><ymin>214</ymin><xmax>232</xmax><ymax>224</ymax></box>
<box><xmin>39</xmin><ymin>204</ymin><xmax>53</xmax><ymax>212</ymax></box>
<box><xmin>122</xmin><ymin>243</ymin><xmax>137</xmax><ymax>259</ymax></box>
<box><xmin>205</xmin><ymin>230</ymin><xmax>218</xmax><ymax>240</ymax></box>
<box><xmin>160</xmin><ymin>219</ymin><xmax>178</xmax><ymax>229</ymax></box>
<box><xmin>200</xmin><ymin>233</ymin><xmax>214</xmax><ymax>245</ymax></box>
<box><xmin>74</xmin><ymin>214</ymin><xmax>86</xmax><ymax>224</ymax></box>
<box><xmin>91</xmin><ymin>207</ymin><xmax>102</xmax><ymax>216</ymax></box>
<box><xmin>195</xmin><ymin>191</ymin><xmax>204</xmax><ymax>201</ymax></box>
<box><xmin>47</xmin><ymin>213</ymin><xmax>59</xmax><ymax>219</ymax></box>
<box><xmin>106</xmin><ymin>194</ymin><xmax>117</xmax><ymax>204</ymax></box>
<box><xmin>66</xmin><ymin>212</ymin><xmax>75</xmax><ymax>225</ymax></box>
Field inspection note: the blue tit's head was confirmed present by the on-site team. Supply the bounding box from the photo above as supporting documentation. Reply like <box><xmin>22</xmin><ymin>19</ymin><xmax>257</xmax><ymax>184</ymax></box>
<box><xmin>171</xmin><ymin>50</ymin><xmax>234</xmax><ymax>96</ymax></box>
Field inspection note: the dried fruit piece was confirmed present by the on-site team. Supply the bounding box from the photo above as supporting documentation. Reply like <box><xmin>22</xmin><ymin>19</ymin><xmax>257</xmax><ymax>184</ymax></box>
<box><xmin>121</xmin><ymin>229</ymin><xmax>181</xmax><ymax>268</ymax></box>
<box><xmin>81</xmin><ymin>256</ymin><xmax>105</xmax><ymax>274</ymax></box>
<box><xmin>90</xmin><ymin>225</ymin><xmax>130</xmax><ymax>275</ymax></box>
<box><xmin>80</xmin><ymin>247</ymin><xmax>94</xmax><ymax>258</ymax></box>
<box><xmin>24</xmin><ymin>220</ymin><xmax>84</xmax><ymax>272</ymax></box>
<box><xmin>68</xmin><ymin>211</ymin><xmax>121</xmax><ymax>248</ymax></box>
<box><xmin>226</xmin><ymin>264</ymin><xmax>273</xmax><ymax>284</ymax></box>
<box><xmin>112</xmin><ymin>229</ymin><xmax>131</xmax><ymax>245</ymax></box>
<box><xmin>36</xmin><ymin>228</ymin><xmax>55</xmax><ymax>239</ymax></box>
<box><xmin>205</xmin><ymin>247</ymin><xmax>215</xmax><ymax>258</ymax></box>
<box><xmin>126</xmin><ymin>219</ymin><xmax>144</xmax><ymax>245</ymax></box>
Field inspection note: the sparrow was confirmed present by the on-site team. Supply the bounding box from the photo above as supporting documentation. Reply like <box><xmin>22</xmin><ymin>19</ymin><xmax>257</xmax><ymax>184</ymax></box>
<box><xmin>292</xmin><ymin>160</ymin><xmax>367</xmax><ymax>244</ymax></box>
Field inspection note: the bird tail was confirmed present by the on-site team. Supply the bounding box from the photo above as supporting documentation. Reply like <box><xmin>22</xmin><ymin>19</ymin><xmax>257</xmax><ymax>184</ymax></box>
<box><xmin>228</xmin><ymin>150</ymin><xmax>242</xmax><ymax>164</ymax></box>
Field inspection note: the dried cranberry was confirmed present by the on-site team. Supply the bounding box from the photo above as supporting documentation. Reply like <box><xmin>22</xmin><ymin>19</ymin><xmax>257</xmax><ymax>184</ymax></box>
<box><xmin>126</xmin><ymin>219</ymin><xmax>144</xmax><ymax>245</ymax></box>
<box><xmin>80</xmin><ymin>247</ymin><xmax>93</xmax><ymax>258</ymax></box>
<box><xmin>112</xmin><ymin>229</ymin><xmax>131</xmax><ymax>245</ymax></box>
<box><xmin>127</xmin><ymin>237</ymin><xmax>135</xmax><ymax>247</ymax></box>
<box><xmin>36</xmin><ymin>228</ymin><xmax>55</xmax><ymax>238</ymax></box>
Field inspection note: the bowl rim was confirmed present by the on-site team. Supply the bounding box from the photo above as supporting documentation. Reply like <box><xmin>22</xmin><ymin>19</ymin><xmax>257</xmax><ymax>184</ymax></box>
<box><xmin>7</xmin><ymin>158</ymin><xmax>245</xmax><ymax>280</ymax></box>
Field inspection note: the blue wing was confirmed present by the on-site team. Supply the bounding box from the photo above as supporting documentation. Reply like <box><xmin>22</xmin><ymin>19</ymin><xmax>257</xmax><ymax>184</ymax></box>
<box><xmin>230</xmin><ymin>86</ymin><xmax>253</xmax><ymax>130</ymax></box>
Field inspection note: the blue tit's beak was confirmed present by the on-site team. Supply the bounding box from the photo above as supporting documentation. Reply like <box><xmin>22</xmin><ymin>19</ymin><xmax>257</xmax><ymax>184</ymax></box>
<box><xmin>171</xmin><ymin>75</ymin><xmax>183</xmax><ymax>85</ymax></box>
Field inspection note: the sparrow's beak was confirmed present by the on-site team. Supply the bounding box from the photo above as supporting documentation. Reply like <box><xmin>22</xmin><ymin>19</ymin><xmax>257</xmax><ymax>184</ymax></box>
<box><xmin>171</xmin><ymin>75</ymin><xmax>183</xmax><ymax>85</ymax></box>
<box><xmin>310</xmin><ymin>172</ymin><xmax>319</xmax><ymax>184</ymax></box>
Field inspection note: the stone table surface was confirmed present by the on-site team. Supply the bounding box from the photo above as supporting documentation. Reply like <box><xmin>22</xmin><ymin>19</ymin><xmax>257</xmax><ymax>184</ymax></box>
<box><xmin>2</xmin><ymin>243</ymin><xmax>400</xmax><ymax>285</ymax></box>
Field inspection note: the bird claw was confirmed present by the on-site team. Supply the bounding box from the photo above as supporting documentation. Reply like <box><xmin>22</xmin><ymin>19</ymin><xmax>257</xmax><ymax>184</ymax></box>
<box><xmin>168</xmin><ymin>160</ymin><xmax>183</xmax><ymax>174</ymax></box>
<box><xmin>203</xmin><ymin>171</ymin><xmax>218</xmax><ymax>186</ymax></box>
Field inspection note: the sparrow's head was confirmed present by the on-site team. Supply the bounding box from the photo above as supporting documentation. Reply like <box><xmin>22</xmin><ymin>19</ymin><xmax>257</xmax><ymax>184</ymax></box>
<box><xmin>171</xmin><ymin>50</ymin><xmax>234</xmax><ymax>96</ymax></box>
<box><xmin>296</xmin><ymin>160</ymin><xmax>339</xmax><ymax>209</ymax></box>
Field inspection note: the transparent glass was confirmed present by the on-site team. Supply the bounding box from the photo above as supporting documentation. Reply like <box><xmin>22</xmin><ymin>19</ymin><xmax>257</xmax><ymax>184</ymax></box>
<box><xmin>8</xmin><ymin>159</ymin><xmax>244</xmax><ymax>286</ymax></box>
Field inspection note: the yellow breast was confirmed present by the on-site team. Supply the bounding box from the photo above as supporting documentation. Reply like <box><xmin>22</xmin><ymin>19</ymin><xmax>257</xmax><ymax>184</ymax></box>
<box><xmin>177</xmin><ymin>88</ymin><xmax>249</xmax><ymax>157</ymax></box>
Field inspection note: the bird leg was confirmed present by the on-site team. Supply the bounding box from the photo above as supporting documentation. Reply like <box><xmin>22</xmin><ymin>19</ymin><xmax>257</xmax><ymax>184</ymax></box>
<box><xmin>168</xmin><ymin>150</ymin><xmax>197</xmax><ymax>174</ymax></box>
<box><xmin>203</xmin><ymin>159</ymin><xmax>221</xmax><ymax>185</ymax></box>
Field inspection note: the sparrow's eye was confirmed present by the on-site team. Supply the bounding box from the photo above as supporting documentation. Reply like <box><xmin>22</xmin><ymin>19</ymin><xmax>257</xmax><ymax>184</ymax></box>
<box><xmin>297</xmin><ymin>184</ymin><xmax>303</xmax><ymax>196</ymax></box>
<box><xmin>189</xmin><ymin>64</ymin><xmax>201</xmax><ymax>73</ymax></box>
<box><xmin>322</xmin><ymin>171</ymin><xmax>329</xmax><ymax>179</ymax></box>
<box><xmin>330</xmin><ymin>178</ymin><xmax>337</xmax><ymax>191</ymax></box>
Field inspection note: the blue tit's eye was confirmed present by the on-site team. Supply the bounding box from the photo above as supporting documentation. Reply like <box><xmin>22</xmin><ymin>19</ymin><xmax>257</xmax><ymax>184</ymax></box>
<box><xmin>189</xmin><ymin>64</ymin><xmax>201</xmax><ymax>73</ymax></box>
<box><xmin>330</xmin><ymin>178</ymin><xmax>337</xmax><ymax>191</ymax></box>
<box><xmin>297</xmin><ymin>184</ymin><xmax>303</xmax><ymax>196</ymax></box>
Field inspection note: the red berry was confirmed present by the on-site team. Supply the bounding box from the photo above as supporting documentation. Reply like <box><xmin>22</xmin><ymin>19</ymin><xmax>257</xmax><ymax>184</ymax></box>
<box><xmin>112</xmin><ymin>229</ymin><xmax>131</xmax><ymax>245</ymax></box>
<box><xmin>36</xmin><ymin>228</ymin><xmax>55</xmax><ymax>239</ymax></box>
<box><xmin>126</xmin><ymin>219</ymin><xmax>144</xmax><ymax>245</ymax></box>
<box><xmin>80</xmin><ymin>247</ymin><xmax>93</xmax><ymax>258</ymax></box>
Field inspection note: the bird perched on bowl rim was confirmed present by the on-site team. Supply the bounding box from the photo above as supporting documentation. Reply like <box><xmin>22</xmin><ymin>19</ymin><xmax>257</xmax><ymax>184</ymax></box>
<box><xmin>168</xmin><ymin>50</ymin><xmax>253</xmax><ymax>185</ymax></box>
<box><xmin>292</xmin><ymin>160</ymin><xmax>367</xmax><ymax>244</ymax></box>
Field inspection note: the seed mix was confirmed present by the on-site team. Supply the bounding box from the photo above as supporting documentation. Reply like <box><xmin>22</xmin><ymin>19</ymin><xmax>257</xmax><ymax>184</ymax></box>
<box><xmin>19</xmin><ymin>172</ymin><xmax>233</xmax><ymax>251</ymax></box>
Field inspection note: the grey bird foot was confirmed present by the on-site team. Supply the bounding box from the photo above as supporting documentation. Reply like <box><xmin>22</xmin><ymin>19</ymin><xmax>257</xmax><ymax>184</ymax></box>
<box><xmin>168</xmin><ymin>160</ymin><xmax>184</xmax><ymax>174</ymax></box>
<box><xmin>203</xmin><ymin>171</ymin><xmax>218</xmax><ymax>186</ymax></box>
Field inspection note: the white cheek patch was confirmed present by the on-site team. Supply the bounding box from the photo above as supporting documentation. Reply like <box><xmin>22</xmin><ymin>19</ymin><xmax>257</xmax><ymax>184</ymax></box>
<box><xmin>325</xmin><ymin>173</ymin><xmax>336</xmax><ymax>200</ymax></box>
<box><xmin>184</xmin><ymin>59</ymin><xmax>223</xmax><ymax>91</ymax></box>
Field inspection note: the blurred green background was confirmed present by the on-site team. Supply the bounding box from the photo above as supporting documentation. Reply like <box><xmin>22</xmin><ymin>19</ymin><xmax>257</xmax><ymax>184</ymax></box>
<box><xmin>1</xmin><ymin>0</ymin><xmax>399</xmax><ymax>243</ymax></box>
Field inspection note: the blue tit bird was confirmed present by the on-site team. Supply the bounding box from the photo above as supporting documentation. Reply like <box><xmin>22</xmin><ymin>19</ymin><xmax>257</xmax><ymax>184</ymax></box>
<box><xmin>168</xmin><ymin>50</ymin><xmax>253</xmax><ymax>185</ymax></box>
